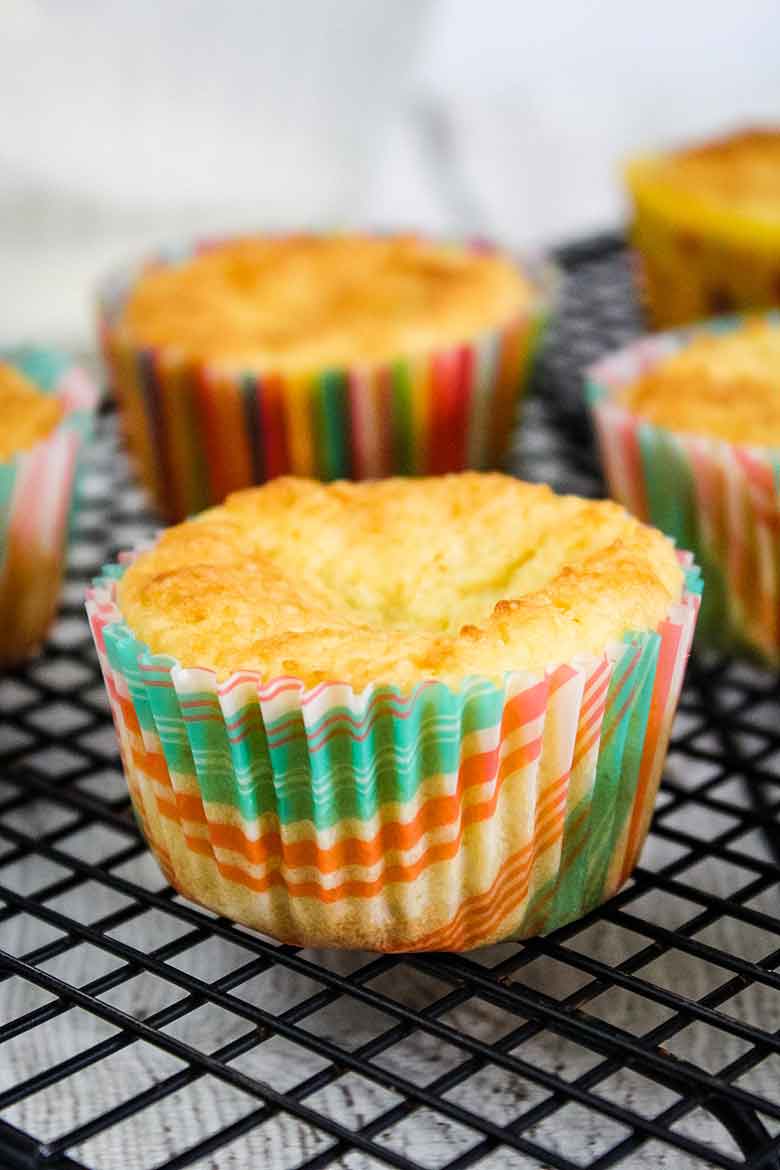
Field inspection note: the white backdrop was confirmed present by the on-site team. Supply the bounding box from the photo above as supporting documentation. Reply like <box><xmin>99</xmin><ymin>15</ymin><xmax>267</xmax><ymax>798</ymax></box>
<box><xmin>0</xmin><ymin>0</ymin><xmax>778</xmax><ymax>345</ymax></box>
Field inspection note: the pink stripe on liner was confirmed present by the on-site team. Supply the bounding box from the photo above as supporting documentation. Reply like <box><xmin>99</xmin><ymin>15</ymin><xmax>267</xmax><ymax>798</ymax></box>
<box><xmin>5</xmin><ymin>430</ymin><xmax>76</xmax><ymax>554</ymax></box>
<box><xmin>347</xmin><ymin>370</ymin><xmax>373</xmax><ymax>480</ymax></box>
<box><xmin>617</xmin><ymin>411</ymin><xmax>649</xmax><ymax>520</ymax></box>
<box><xmin>595</xmin><ymin>405</ymin><xmax>647</xmax><ymax>521</ymax></box>
<box><xmin>6</xmin><ymin>454</ymin><xmax>38</xmax><ymax>547</ymax></box>
<box><xmin>40</xmin><ymin>431</ymin><xmax>78</xmax><ymax>555</ymax></box>
<box><xmin>734</xmin><ymin>447</ymin><xmax>775</xmax><ymax>498</ymax></box>
<box><xmin>57</xmin><ymin>364</ymin><xmax>96</xmax><ymax>412</ymax></box>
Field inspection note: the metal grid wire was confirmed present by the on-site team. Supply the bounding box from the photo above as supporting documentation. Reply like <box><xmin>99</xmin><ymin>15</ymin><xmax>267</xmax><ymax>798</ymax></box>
<box><xmin>2</xmin><ymin>237</ymin><xmax>780</xmax><ymax>1170</ymax></box>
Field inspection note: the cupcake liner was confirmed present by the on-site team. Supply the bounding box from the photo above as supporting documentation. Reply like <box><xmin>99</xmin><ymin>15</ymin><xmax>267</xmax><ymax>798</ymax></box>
<box><xmin>626</xmin><ymin>163</ymin><xmax>780</xmax><ymax>327</ymax></box>
<box><xmin>587</xmin><ymin>316</ymin><xmax>780</xmax><ymax>662</ymax></box>
<box><xmin>1</xmin><ymin>351</ymin><xmax>97</xmax><ymax>666</ymax></box>
<box><xmin>97</xmin><ymin>236</ymin><xmax>556</xmax><ymax>521</ymax></box>
<box><xmin>86</xmin><ymin>554</ymin><xmax>700</xmax><ymax>952</ymax></box>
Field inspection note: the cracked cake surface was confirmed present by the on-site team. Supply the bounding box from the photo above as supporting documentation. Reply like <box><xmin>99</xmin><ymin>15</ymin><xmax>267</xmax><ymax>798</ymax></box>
<box><xmin>621</xmin><ymin>318</ymin><xmax>780</xmax><ymax>444</ymax></box>
<box><xmin>118</xmin><ymin>473</ymin><xmax>682</xmax><ymax>688</ymax></box>
<box><xmin>118</xmin><ymin>234</ymin><xmax>531</xmax><ymax>371</ymax></box>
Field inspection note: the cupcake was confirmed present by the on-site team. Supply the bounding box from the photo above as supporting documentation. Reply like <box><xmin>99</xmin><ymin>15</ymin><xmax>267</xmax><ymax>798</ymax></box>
<box><xmin>625</xmin><ymin>127</ymin><xmax>780</xmax><ymax>327</ymax></box>
<box><xmin>1</xmin><ymin>352</ymin><xmax>97</xmax><ymax>666</ymax></box>
<box><xmin>98</xmin><ymin>233</ymin><xmax>552</xmax><ymax>521</ymax></box>
<box><xmin>587</xmin><ymin>314</ymin><xmax>780</xmax><ymax>661</ymax></box>
<box><xmin>87</xmin><ymin>473</ymin><xmax>699</xmax><ymax>951</ymax></box>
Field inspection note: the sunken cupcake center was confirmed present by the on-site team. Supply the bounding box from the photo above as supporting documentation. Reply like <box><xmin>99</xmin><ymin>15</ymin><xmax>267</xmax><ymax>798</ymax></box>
<box><xmin>262</xmin><ymin>536</ymin><xmax>574</xmax><ymax>635</ymax></box>
<box><xmin>117</xmin><ymin>475</ymin><xmax>683</xmax><ymax>687</ymax></box>
<box><xmin>172</xmin><ymin>477</ymin><xmax>656</xmax><ymax>637</ymax></box>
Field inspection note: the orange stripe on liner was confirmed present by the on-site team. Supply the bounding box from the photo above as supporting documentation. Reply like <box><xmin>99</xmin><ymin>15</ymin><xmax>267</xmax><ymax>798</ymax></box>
<box><xmin>163</xmin><ymin>734</ymin><xmax>552</xmax><ymax>876</ymax></box>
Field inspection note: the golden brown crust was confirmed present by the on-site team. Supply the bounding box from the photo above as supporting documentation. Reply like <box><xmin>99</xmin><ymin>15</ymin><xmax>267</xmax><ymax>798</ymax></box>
<box><xmin>0</xmin><ymin>363</ymin><xmax>62</xmax><ymax>461</ymax></box>
<box><xmin>621</xmin><ymin>318</ymin><xmax>780</xmax><ymax>444</ymax></box>
<box><xmin>627</xmin><ymin>127</ymin><xmax>780</xmax><ymax>225</ymax></box>
<box><xmin>118</xmin><ymin>235</ymin><xmax>531</xmax><ymax>371</ymax></box>
<box><xmin>117</xmin><ymin>473</ymin><xmax>682</xmax><ymax>687</ymax></box>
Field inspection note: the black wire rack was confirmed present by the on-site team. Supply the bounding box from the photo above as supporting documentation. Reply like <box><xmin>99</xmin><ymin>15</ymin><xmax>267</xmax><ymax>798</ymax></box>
<box><xmin>2</xmin><ymin>237</ymin><xmax>780</xmax><ymax>1170</ymax></box>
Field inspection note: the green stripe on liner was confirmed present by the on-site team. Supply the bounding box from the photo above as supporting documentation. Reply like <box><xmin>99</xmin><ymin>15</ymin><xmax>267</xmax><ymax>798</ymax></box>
<box><xmin>639</xmin><ymin>426</ymin><xmax>698</xmax><ymax>556</ymax></box>
<box><xmin>0</xmin><ymin>464</ymin><xmax>17</xmax><ymax>570</ymax></box>
<box><xmin>519</xmin><ymin>790</ymin><xmax>592</xmax><ymax>937</ymax></box>
<box><xmin>182</xmin><ymin>367</ymin><xmax>212</xmax><ymax>516</ymax></box>
<box><xmin>316</xmin><ymin>370</ymin><xmax>350</xmax><ymax>480</ymax></box>
<box><xmin>639</xmin><ymin>426</ymin><xmax>742</xmax><ymax>651</ymax></box>
<box><xmin>688</xmin><ymin>542</ymin><xmax>733</xmax><ymax>648</ymax></box>
<box><xmin>391</xmin><ymin>361</ymin><xmax>414</xmax><ymax>475</ymax></box>
<box><xmin>584</xmin><ymin>377</ymin><xmax>605</xmax><ymax>408</ymax></box>
<box><xmin>134</xmin><ymin>679</ymin><xmax>504</xmax><ymax>828</ymax></box>
<box><xmin>103</xmin><ymin>624</ymin><xmax>163</xmax><ymax>737</ymax></box>
<box><xmin>521</xmin><ymin>312</ymin><xmax>551</xmax><ymax>405</ymax></box>
<box><xmin>588</xmin><ymin>632</ymin><xmax>658</xmax><ymax>906</ymax></box>
<box><xmin>140</xmin><ymin>655</ymin><xmax>203</xmax><ymax>789</ymax></box>
<box><xmin>7</xmin><ymin>347</ymin><xmax>71</xmax><ymax>391</ymax></box>
<box><xmin>683</xmin><ymin>563</ymin><xmax>704</xmax><ymax>597</ymax></box>
<box><xmin>176</xmin><ymin>679</ymin><xmax>500</xmax><ymax>747</ymax></box>
<box><xmin>582</xmin><ymin>631</ymin><xmax>659</xmax><ymax>913</ymax></box>
<box><xmin>520</xmin><ymin>631</ymin><xmax>659</xmax><ymax>937</ymax></box>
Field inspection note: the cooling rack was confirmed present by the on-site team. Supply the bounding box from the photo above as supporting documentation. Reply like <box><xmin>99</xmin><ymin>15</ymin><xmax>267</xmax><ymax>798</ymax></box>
<box><xmin>1</xmin><ymin>237</ymin><xmax>779</xmax><ymax>1170</ymax></box>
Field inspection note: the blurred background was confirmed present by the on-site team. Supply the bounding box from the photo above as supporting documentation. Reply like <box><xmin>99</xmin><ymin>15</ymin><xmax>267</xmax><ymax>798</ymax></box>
<box><xmin>1</xmin><ymin>0</ymin><xmax>778</xmax><ymax>348</ymax></box>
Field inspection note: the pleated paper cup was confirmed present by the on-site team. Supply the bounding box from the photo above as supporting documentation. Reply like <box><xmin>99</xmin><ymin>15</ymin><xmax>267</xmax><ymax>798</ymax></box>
<box><xmin>587</xmin><ymin>316</ymin><xmax>780</xmax><ymax>662</ymax></box>
<box><xmin>97</xmin><ymin>236</ymin><xmax>555</xmax><ymax>521</ymax></box>
<box><xmin>1</xmin><ymin>351</ymin><xmax>97</xmax><ymax>666</ymax></box>
<box><xmin>86</xmin><ymin>554</ymin><xmax>700</xmax><ymax>952</ymax></box>
<box><xmin>626</xmin><ymin>159</ymin><xmax>780</xmax><ymax>328</ymax></box>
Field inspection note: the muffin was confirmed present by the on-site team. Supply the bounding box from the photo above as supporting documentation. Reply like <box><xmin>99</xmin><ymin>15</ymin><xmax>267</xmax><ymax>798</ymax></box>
<box><xmin>0</xmin><ymin>362</ymin><xmax>63</xmax><ymax>458</ymax></box>
<box><xmin>587</xmin><ymin>314</ymin><xmax>780</xmax><ymax>661</ymax></box>
<box><xmin>1</xmin><ymin>352</ymin><xmax>97</xmax><ymax>665</ymax></box>
<box><xmin>626</xmin><ymin>127</ymin><xmax>780</xmax><ymax>326</ymax></box>
<box><xmin>98</xmin><ymin>234</ymin><xmax>552</xmax><ymax>520</ymax></box>
<box><xmin>86</xmin><ymin>473</ymin><xmax>700</xmax><ymax>951</ymax></box>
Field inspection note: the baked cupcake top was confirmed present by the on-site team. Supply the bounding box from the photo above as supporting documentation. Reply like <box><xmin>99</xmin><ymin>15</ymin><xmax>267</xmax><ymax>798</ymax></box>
<box><xmin>621</xmin><ymin>318</ymin><xmax>780</xmax><ymax>444</ymax></box>
<box><xmin>118</xmin><ymin>473</ymin><xmax>682</xmax><ymax>688</ymax></box>
<box><xmin>0</xmin><ymin>362</ymin><xmax>62</xmax><ymax>461</ymax></box>
<box><xmin>118</xmin><ymin>235</ymin><xmax>531</xmax><ymax>371</ymax></box>
<box><xmin>626</xmin><ymin>127</ymin><xmax>780</xmax><ymax>226</ymax></box>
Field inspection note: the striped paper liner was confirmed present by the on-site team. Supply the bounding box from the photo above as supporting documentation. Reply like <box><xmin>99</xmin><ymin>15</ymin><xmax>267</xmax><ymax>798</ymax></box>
<box><xmin>1</xmin><ymin>350</ymin><xmax>97</xmax><ymax>666</ymax></box>
<box><xmin>587</xmin><ymin>314</ymin><xmax>780</xmax><ymax>663</ymax></box>
<box><xmin>85</xmin><ymin>555</ymin><xmax>700</xmax><ymax>952</ymax></box>
<box><xmin>97</xmin><ymin>236</ymin><xmax>556</xmax><ymax>521</ymax></box>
